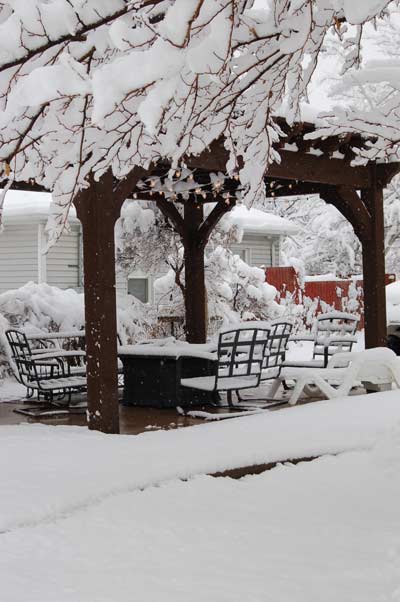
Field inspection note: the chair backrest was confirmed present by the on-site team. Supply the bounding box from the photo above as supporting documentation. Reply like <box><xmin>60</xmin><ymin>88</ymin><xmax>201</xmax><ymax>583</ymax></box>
<box><xmin>313</xmin><ymin>312</ymin><xmax>359</xmax><ymax>362</ymax></box>
<box><xmin>264</xmin><ymin>321</ymin><xmax>293</xmax><ymax>370</ymax></box>
<box><xmin>5</xmin><ymin>329</ymin><xmax>36</xmax><ymax>385</ymax></box>
<box><xmin>216</xmin><ymin>327</ymin><xmax>270</xmax><ymax>389</ymax></box>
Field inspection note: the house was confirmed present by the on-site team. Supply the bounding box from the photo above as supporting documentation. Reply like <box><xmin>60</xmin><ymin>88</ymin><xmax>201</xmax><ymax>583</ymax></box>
<box><xmin>0</xmin><ymin>190</ymin><xmax>299</xmax><ymax>300</ymax></box>
<box><xmin>0</xmin><ymin>190</ymin><xmax>82</xmax><ymax>293</ymax></box>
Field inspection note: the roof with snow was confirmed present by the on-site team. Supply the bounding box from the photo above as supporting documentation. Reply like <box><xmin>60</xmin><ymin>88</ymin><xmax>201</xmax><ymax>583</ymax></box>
<box><xmin>226</xmin><ymin>205</ymin><xmax>298</xmax><ymax>236</ymax></box>
<box><xmin>1</xmin><ymin>190</ymin><xmax>78</xmax><ymax>225</ymax></box>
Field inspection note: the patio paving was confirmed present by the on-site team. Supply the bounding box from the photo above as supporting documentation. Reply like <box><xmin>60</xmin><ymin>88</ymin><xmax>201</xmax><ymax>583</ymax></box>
<box><xmin>0</xmin><ymin>379</ymin><xmax>307</xmax><ymax>433</ymax></box>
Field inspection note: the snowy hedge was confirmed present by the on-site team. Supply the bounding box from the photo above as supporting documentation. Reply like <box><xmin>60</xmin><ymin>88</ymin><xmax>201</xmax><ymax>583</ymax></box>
<box><xmin>0</xmin><ymin>282</ymin><xmax>158</xmax><ymax>376</ymax></box>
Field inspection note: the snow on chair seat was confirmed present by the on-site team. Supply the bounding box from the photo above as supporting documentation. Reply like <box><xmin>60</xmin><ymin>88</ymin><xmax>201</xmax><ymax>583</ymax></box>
<box><xmin>181</xmin><ymin>375</ymin><xmax>260</xmax><ymax>392</ymax></box>
<box><xmin>28</xmin><ymin>376</ymin><xmax>87</xmax><ymax>391</ymax></box>
<box><xmin>271</xmin><ymin>347</ymin><xmax>400</xmax><ymax>406</ymax></box>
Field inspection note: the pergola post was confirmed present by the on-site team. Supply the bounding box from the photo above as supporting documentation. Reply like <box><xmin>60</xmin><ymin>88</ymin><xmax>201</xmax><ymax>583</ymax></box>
<box><xmin>183</xmin><ymin>199</ymin><xmax>207</xmax><ymax>343</ymax></box>
<box><xmin>74</xmin><ymin>171</ymin><xmax>123</xmax><ymax>434</ymax></box>
<box><xmin>361</xmin><ymin>168</ymin><xmax>387</xmax><ymax>348</ymax></box>
<box><xmin>152</xmin><ymin>193</ymin><xmax>236</xmax><ymax>344</ymax></box>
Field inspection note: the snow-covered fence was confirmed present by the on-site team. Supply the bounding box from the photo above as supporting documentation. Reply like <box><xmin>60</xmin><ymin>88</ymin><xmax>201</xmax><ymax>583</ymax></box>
<box><xmin>265</xmin><ymin>267</ymin><xmax>396</xmax><ymax>330</ymax></box>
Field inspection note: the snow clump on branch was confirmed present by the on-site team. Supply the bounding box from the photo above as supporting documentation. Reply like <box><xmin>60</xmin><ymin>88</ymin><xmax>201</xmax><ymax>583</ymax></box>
<box><xmin>0</xmin><ymin>0</ymin><xmax>394</xmax><ymax>240</ymax></box>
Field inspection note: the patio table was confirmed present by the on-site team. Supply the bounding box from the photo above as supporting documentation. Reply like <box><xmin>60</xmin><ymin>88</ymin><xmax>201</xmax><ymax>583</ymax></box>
<box><xmin>118</xmin><ymin>343</ymin><xmax>218</xmax><ymax>408</ymax></box>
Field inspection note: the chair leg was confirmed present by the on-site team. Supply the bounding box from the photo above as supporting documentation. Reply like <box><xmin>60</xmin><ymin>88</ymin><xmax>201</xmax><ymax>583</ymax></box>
<box><xmin>268</xmin><ymin>378</ymin><xmax>282</xmax><ymax>399</ymax></box>
<box><xmin>227</xmin><ymin>391</ymin><xmax>233</xmax><ymax>407</ymax></box>
<box><xmin>288</xmin><ymin>378</ymin><xmax>308</xmax><ymax>405</ymax></box>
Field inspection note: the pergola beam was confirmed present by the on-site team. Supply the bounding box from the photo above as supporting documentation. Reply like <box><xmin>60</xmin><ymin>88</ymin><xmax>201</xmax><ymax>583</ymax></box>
<box><xmin>188</xmin><ymin>141</ymin><xmax>374</xmax><ymax>189</ymax></box>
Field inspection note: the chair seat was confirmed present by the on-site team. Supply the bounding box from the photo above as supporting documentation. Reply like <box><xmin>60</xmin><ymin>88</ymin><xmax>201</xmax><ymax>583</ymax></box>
<box><xmin>260</xmin><ymin>366</ymin><xmax>281</xmax><ymax>380</ymax></box>
<box><xmin>30</xmin><ymin>376</ymin><xmax>87</xmax><ymax>391</ymax></box>
<box><xmin>281</xmin><ymin>366</ymin><xmax>348</xmax><ymax>383</ymax></box>
<box><xmin>181</xmin><ymin>374</ymin><xmax>260</xmax><ymax>392</ymax></box>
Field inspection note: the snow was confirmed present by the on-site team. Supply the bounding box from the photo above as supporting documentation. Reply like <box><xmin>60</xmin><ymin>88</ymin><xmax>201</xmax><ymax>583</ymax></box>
<box><xmin>118</xmin><ymin>343</ymin><xmax>216</xmax><ymax>360</ymax></box>
<box><xmin>387</xmin><ymin>281</ymin><xmax>400</xmax><ymax>324</ymax></box>
<box><xmin>1</xmin><ymin>389</ymin><xmax>399</xmax><ymax>532</ymax></box>
<box><xmin>1</xmin><ymin>390</ymin><xmax>400</xmax><ymax>600</ymax></box>
<box><xmin>0</xmin><ymin>378</ymin><xmax>25</xmax><ymax>402</ymax></box>
<box><xmin>0</xmin><ymin>189</ymin><xmax>78</xmax><ymax>224</ymax></box>
<box><xmin>221</xmin><ymin>204</ymin><xmax>299</xmax><ymax>236</ymax></box>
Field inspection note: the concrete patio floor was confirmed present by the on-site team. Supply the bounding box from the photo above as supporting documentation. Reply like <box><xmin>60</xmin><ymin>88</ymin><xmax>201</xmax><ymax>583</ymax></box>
<box><xmin>0</xmin><ymin>379</ymin><xmax>331</xmax><ymax>435</ymax></box>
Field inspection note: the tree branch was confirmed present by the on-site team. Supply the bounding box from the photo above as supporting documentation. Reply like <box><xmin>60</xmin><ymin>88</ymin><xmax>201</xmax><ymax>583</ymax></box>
<box><xmin>198</xmin><ymin>196</ymin><xmax>236</xmax><ymax>247</ymax></box>
<box><xmin>0</xmin><ymin>0</ymin><xmax>164</xmax><ymax>73</ymax></box>
<box><xmin>113</xmin><ymin>165</ymin><xmax>151</xmax><ymax>205</ymax></box>
<box><xmin>154</xmin><ymin>194</ymin><xmax>185</xmax><ymax>237</ymax></box>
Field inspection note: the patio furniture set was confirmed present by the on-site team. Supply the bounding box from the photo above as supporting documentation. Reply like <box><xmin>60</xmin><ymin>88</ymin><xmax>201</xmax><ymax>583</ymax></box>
<box><xmin>5</xmin><ymin>311</ymin><xmax>400</xmax><ymax>416</ymax></box>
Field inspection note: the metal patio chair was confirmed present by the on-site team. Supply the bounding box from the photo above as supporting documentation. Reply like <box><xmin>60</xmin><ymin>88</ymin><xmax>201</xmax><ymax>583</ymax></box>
<box><xmin>235</xmin><ymin>320</ymin><xmax>293</xmax><ymax>403</ymax></box>
<box><xmin>180</xmin><ymin>327</ymin><xmax>270</xmax><ymax>407</ymax></box>
<box><xmin>5</xmin><ymin>329</ymin><xmax>87</xmax><ymax>403</ymax></box>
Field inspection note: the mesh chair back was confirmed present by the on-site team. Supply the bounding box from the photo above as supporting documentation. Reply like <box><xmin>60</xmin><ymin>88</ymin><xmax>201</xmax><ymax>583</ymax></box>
<box><xmin>263</xmin><ymin>321</ymin><xmax>293</xmax><ymax>373</ymax></box>
<box><xmin>216</xmin><ymin>328</ymin><xmax>270</xmax><ymax>389</ymax></box>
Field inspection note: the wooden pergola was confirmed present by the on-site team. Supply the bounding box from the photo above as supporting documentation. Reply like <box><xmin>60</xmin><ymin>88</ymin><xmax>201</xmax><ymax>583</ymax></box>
<box><xmin>11</xmin><ymin>120</ymin><xmax>400</xmax><ymax>433</ymax></box>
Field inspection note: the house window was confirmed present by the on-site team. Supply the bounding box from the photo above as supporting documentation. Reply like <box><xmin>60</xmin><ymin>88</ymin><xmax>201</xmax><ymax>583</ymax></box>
<box><xmin>128</xmin><ymin>278</ymin><xmax>149</xmax><ymax>303</ymax></box>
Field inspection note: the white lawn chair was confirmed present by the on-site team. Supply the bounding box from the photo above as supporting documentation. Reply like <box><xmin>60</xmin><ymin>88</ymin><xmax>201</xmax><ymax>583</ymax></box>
<box><xmin>269</xmin><ymin>347</ymin><xmax>400</xmax><ymax>406</ymax></box>
<box><xmin>284</xmin><ymin>311</ymin><xmax>359</xmax><ymax>369</ymax></box>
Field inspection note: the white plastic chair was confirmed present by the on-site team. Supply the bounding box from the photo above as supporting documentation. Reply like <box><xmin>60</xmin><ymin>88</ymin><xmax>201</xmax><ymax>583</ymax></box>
<box><xmin>284</xmin><ymin>311</ymin><xmax>359</xmax><ymax>369</ymax></box>
<box><xmin>269</xmin><ymin>347</ymin><xmax>400</xmax><ymax>405</ymax></box>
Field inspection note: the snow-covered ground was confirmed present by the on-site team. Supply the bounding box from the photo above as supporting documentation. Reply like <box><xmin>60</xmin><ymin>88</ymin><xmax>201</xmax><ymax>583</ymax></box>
<box><xmin>1</xmin><ymin>390</ymin><xmax>400</xmax><ymax>601</ymax></box>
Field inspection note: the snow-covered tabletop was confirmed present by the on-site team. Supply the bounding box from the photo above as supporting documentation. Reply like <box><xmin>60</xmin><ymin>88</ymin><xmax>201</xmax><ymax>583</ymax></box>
<box><xmin>25</xmin><ymin>330</ymin><xmax>85</xmax><ymax>340</ymax></box>
<box><xmin>118</xmin><ymin>343</ymin><xmax>216</xmax><ymax>361</ymax></box>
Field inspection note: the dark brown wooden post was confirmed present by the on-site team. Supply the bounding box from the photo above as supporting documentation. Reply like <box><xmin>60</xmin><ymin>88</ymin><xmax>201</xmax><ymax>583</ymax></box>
<box><xmin>153</xmin><ymin>193</ymin><xmax>235</xmax><ymax>344</ymax></box>
<box><xmin>74</xmin><ymin>171</ymin><xmax>123</xmax><ymax>433</ymax></box>
<box><xmin>183</xmin><ymin>199</ymin><xmax>207</xmax><ymax>343</ymax></box>
<box><xmin>361</xmin><ymin>168</ymin><xmax>387</xmax><ymax>349</ymax></box>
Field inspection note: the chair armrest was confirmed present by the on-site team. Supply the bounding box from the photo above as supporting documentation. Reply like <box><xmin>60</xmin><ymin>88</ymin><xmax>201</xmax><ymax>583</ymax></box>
<box><xmin>328</xmin><ymin>351</ymin><xmax>354</xmax><ymax>368</ymax></box>
<box><xmin>323</xmin><ymin>336</ymin><xmax>358</xmax><ymax>345</ymax></box>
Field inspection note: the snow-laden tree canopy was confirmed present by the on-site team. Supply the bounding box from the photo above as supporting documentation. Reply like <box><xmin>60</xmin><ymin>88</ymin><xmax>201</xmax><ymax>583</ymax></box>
<box><xmin>0</xmin><ymin>0</ymin><xmax>394</xmax><ymax>238</ymax></box>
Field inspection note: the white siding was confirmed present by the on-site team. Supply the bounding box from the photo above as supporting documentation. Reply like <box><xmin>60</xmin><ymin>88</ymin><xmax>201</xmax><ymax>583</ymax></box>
<box><xmin>46</xmin><ymin>226</ymin><xmax>80</xmax><ymax>289</ymax></box>
<box><xmin>230</xmin><ymin>234</ymin><xmax>276</xmax><ymax>268</ymax></box>
<box><xmin>0</xmin><ymin>224</ymin><xmax>38</xmax><ymax>293</ymax></box>
<box><xmin>115</xmin><ymin>270</ymin><xmax>128</xmax><ymax>295</ymax></box>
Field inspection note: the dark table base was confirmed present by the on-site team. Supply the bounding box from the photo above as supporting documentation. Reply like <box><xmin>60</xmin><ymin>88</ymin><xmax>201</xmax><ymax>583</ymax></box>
<box><xmin>120</xmin><ymin>354</ymin><xmax>217</xmax><ymax>408</ymax></box>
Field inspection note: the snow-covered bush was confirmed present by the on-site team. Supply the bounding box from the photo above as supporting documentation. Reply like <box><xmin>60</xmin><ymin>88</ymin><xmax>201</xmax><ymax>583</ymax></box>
<box><xmin>387</xmin><ymin>281</ymin><xmax>400</xmax><ymax>323</ymax></box>
<box><xmin>155</xmin><ymin>246</ymin><xmax>282</xmax><ymax>333</ymax></box>
<box><xmin>0</xmin><ymin>282</ymin><xmax>158</xmax><ymax>374</ymax></box>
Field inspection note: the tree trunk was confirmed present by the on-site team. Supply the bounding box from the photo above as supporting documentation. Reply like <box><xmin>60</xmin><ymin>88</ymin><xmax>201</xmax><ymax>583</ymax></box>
<box><xmin>361</xmin><ymin>177</ymin><xmax>387</xmax><ymax>349</ymax></box>
<box><xmin>74</xmin><ymin>171</ymin><xmax>122</xmax><ymax>434</ymax></box>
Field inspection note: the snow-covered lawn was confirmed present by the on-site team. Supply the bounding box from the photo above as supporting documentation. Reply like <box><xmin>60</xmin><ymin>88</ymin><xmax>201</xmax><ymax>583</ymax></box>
<box><xmin>1</xmin><ymin>390</ymin><xmax>400</xmax><ymax>601</ymax></box>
